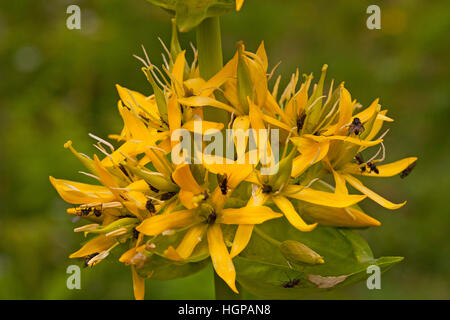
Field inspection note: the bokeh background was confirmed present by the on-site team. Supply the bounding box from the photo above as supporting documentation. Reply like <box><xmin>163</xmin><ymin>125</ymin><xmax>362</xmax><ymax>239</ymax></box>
<box><xmin>0</xmin><ymin>0</ymin><xmax>449</xmax><ymax>299</ymax></box>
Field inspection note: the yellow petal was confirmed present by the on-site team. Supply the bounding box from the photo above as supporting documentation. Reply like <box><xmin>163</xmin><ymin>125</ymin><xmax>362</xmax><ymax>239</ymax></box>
<box><xmin>230</xmin><ymin>225</ymin><xmax>254</xmax><ymax>258</ymax></box>
<box><xmin>172</xmin><ymin>163</ymin><xmax>203</xmax><ymax>194</ymax></box>
<box><xmin>93</xmin><ymin>155</ymin><xmax>121</xmax><ymax>197</ymax></box>
<box><xmin>173</xmin><ymin>224</ymin><xmax>207</xmax><ymax>259</ymax></box>
<box><xmin>69</xmin><ymin>234</ymin><xmax>116</xmax><ymax>258</ymax></box>
<box><xmin>342</xmin><ymin>157</ymin><xmax>418</xmax><ymax>177</ymax></box>
<box><xmin>335</xmin><ymin>85</ymin><xmax>354</xmax><ymax>133</ymax></box>
<box><xmin>131</xmin><ymin>266</ymin><xmax>145</xmax><ymax>300</ymax></box>
<box><xmin>303</xmin><ymin>134</ymin><xmax>382</xmax><ymax>147</ymax></box>
<box><xmin>178</xmin><ymin>189</ymin><xmax>196</xmax><ymax>209</ymax></box>
<box><xmin>136</xmin><ymin>210</ymin><xmax>197</xmax><ymax>236</ymax></box>
<box><xmin>291</xmin><ymin>138</ymin><xmax>329</xmax><ymax>177</ymax></box>
<box><xmin>218</xmin><ymin>206</ymin><xmax>282</xmax><ymax>225</ymax></box>
<box><xmin>196</xmin><ymin>52</ymin><xmax>238</xmax><ymax>97</ymax></box>
<box><xmin>301</xmin><ymin>204</ymin><xmax>381</xmax><ymax>228</ymax></box>
<box><xmin>342</xmin><ymin>174</ymin><xmax>406</xmax><ymax>209</ymax></box>
<box><xmin>49</xmin><ymin>176</ymin><xmax>115</xmax><ymax>204</ymax></box>
<box><xmin>167</xmin><ymin>93</ymin><xmax>181</xmax><ymax>135</ymax></box>
<box><xmin>178</xmin><ymin>96</ymin><xmax>237</xmax><ymax>114</ymax></box>
<box><xmin>181</xmin><ymin>120</ymin><xmax>224</xmax><ymax>133</ymax></box>
<box><xmin>172</xmin><ymin>51</ymin><xmax>186</xmax><ymax>95</ymax></box>
<box><xmin>272</xmin><ymin>196</ymin><xmax>317</xmax><ymax>232</ymax></box>
<box><xmin>201</xmin><ymin>153</ymin><xmax>255</xmax><ymax>189</ymax></box>
<box><xmin>284</xmin><ymin>185</ymin><xmax>366</xmax><ymax>208</ymax></box>
<box><xmin>116</xmin><ymin>84</ymin><xmax>159</xmax><ymax>119</ymax></box>
<box><xmin>262</xmin><ymin>114</ymin><xmax>293</xmax><ymax>132</ymax></box>
<box><xmin>207</xmin><ymin>224</ymin><xmax>238</xmax><ymax>293</ymax></box>
<box><xmin>236</xmin><ymin>0</ymin><xmax>245</xmax><ymax>11</ymax></box>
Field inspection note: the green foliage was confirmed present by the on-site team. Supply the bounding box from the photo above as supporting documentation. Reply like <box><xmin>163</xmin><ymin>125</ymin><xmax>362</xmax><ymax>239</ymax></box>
<box><xmin>146</xmin><ymin>0</ymin><xmax>235</xmax><ymax>32</ymax></box>
<box><xmin>235</xmin><ymin>219</ymin><xmax>402</xmax><ymax>299</ymax></box>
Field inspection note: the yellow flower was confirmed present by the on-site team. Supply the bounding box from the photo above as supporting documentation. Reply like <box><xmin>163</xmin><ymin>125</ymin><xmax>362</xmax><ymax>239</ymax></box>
<box><xmin>136</xmin><ymin>160</ymin><xmax>281</xmax><ymax>293</ymax></box>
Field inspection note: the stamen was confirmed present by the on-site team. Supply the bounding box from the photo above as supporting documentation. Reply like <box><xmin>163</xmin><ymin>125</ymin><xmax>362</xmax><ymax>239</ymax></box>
<box><xmin>267</xmin><ymin>60</ymin><xmax>282</xmax><ymax>81</ymax></box>
<box><xmin>89</xmin><ymin>133</ymin><xmax>115</xmax><ymax>152</ymax></box>
<box><xmin>158</xmin><ymin>37</ymin><xmax>172</xmax><ymax>64</ymax></box>
<box><xmin>78</xmin><ymin>171</ymin><xmax>100</xmax><ymax>181</ymax></box>
<box><xmin>93</xmin><ymin>144</ymin><xmax>114</xmax><ymax>163</ymax></box>
<box><xmin>102</xmin><ymin>202</ymin><xmax>123</xmax><ymax>209</ymax></box>
<box><xmin>133</xmin><ymin>54</ymin><xmax>150</xmax><ymax>68</ymax></box>
<box><xmin>306</xmin><ymin>95</ymin><xmax>326</xmax><ymax>112</ymax></box>
<box><xmin>74</xmin><ymin>224</ymin><xmax>99</xmax><ymax>232</ymax></box>
<box><xmin>377</xmin><ymin>129</ymin><xmax>390</xmax><ymax>140</ymax></box>
<box><xmin>106</xmin><ymin>227</ymin><xmax>128</xmax><ymax>237</ymax></box>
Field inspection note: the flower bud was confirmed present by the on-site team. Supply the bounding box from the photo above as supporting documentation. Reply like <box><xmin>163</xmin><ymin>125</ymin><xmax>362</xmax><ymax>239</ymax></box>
<box><xmin>280</xmin><ymin>240</ymin><xmax>324</xmax><ymax>265</ymax></box>
<box><xmin>236</xmin><ymin>42</ymin><xmax>254</xmax><ymax>114</ymax></box>
<box><xmin>122</xmin><ymin>163</ymin><xmax>179</xmax><ymax>192</ymax></box>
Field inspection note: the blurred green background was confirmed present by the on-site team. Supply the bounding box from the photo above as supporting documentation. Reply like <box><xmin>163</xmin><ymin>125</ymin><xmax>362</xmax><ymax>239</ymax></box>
<box><xmin>0</xmin><ymin>0</ymin><xmax>449</xmax><ymax>299</ymax></box>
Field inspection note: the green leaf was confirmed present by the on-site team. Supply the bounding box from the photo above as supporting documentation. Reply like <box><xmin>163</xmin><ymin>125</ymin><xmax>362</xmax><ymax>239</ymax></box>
<box><xmin>146</xmin><ymin>0</ymin><xmax>235</xmax><ymax>32</ymax></box>
<box><xmin>137</xmin><ymin>253</ymin><xmax>210</xmax><ymax>280</ymax></box>
<box><xmin>234</xmin><ymin>219</ymin><xmax>403</xmax><ymax>299</ymax></box>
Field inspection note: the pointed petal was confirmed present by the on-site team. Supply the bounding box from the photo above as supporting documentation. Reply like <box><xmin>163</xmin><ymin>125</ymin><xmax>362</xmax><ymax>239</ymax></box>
<box><xmin>207</xmin><ymin>224</ymin><xmax>238</xmax><ymax>293</ymax></box>
<box><xmin>174</xmin><ymin>224</ymin><xmax>207</xmax><ymax>259</ymax></box>
<box><xmin>218</xmin><ymin>206</ymin><xmax>282</xmax><ymax>225</ymax></box>
<box><xmin>201</xmin><ymin>154</ymin><xmax>255</xmax><ymax>189</ymax></box>
<box><xmin>236</xmin><ymin>0</ymin><xmax>245</xmax><ymax>11</ymax></box>
<box><xmin>272</xmin><ymin>196</ymin><xmax>317</xmax><ymax>231</ymax></box>
<box><xmin>342</xmin><ymin>157</ymin><xmax>418</xmax><ymax>177</ymax></box>
<box><xmin>136</xmin><ymin>210</ymin><xmax>197</xmax><ymax>236</ymax></box>
<box><xmin>284</xmin><ymin>185</ymin><xmax>366</xmax><ymax>208</ymax></box>
<box><xmin>172</xmin><ymin>164</ymin><xmax>203</xmax><ymax>194</ymax></box>
<box><xmin>49</xmin><ymin>176</ymin><xmax>115</xmax><ymax>204</ymax></box>
<box><xmin>303</xmin><ymin>134</ymin><xmax>382</xmax><ymax>147</ymax></box>
<box><xmin>343</xmin><ymin>174</ymin><xmax>406</xmax><ymax>209</ymax></box>
<box><xmin>178</xmin><ymin>96</ymin><xmax>237</xmax><ymax>114</ymax></box>
<box><xmin>301</xmin><ymin>204</ymin><xmax>381</xmax><ymax>227</ymax></box>
<box><xmin>182</xmin><ymin>120</ymin><xmax>224</xmax><ymax>134</ymax></box>
<box><xmin>69</xmin><ymin>235</ymin><xmax>116</xmax><ymax>258</ymax></box>
<box><xmin>230</xmin><ymin>225</ymin><xmax>254</xmax><ymax>258</ymax></box>
<box><xmin>131</xmin><ymin>266</ymin><xmax>145</xmax><ymax>300</ymax></box>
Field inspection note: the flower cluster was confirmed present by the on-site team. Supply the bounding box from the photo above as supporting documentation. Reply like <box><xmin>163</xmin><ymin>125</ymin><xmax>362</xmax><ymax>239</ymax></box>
<box><xmin>50</xmin><ymin>19</ymin><xmax>416</xmax><ymax>299</ymax></box>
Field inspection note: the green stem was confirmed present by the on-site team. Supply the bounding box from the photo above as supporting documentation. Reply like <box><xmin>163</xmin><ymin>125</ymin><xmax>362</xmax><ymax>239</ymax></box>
<box><xmin>196</xmin><ymin>17</ymin><xmax>228</xmax><ymax>126</ymax></box>
<box><xmin>214</xmin><ymin>271</ymin><xmax>243</xmax><ymax>300</ymax></box>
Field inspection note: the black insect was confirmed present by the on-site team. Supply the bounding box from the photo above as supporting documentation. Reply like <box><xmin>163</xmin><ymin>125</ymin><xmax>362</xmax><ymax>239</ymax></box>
<box><xmin>355</xmin><ymin>153</ymin><xmax>366</xmax><ymax>173</ymax></box>
<box><xmin>366</xmin><ymin>161</ymin><xmax>379</xmax><ymax>174</ymax></box>
<box><xmin>93</xmin><ymin>208</ymin><xmax>102</xmax><ymax>217</ymax></box>
<box><xmin>132</xmin><ymin>228</ymin><xmax>140</xmax><ymax>239</ymax></box>
<box><xmin>77</xmin><ymin>206</ymin><xmax>102</xmax><ymax>217</ymax></box>
<box><xmin>296</xmin><ymin>113</ymin><xmax>306</xmax><ymax>133</ymax></box>
<box><xmin>207</xmin><ymin>210</ymin><xmax>217</xmax><ymax>224</ymax></box>
<box><xmin>348</xmin><ymin>117</ymin><xmax>365</xmax><ymax>136</ymax></box>
<box><xmin>400</xmin><ymin>161</ymin><xmax>416</xmax><ymax>179</ymax></box>
<box><xmin>262</xmin><ymin>184</ymin><xmax>273</xmax><ymax>194</ymax></box>
<box><xmin>83</xmin><ymin>253</ymin><xmax>98</xmax><ymax>268</ymax></box>
<box><xmin>203</xmin><ymin>191</ymin><xmax>209</xmax><ymax>201</ymax></box>
<box><xmin>145</xmin><ymin>200</ymin><xmax>156</xmax><ymax>213</ymax></box>
<box><xmin>160</xmin><ymin>192</ymin><xmax>176</xmax><ymax>201</ymax></box>
<box><xmin>80</xmin><ymin>207</ymin><xmax>91</xmax><ymax>216</ymax></box>
<box><xmin>282</xmin><ymin>278</ymin><xmax>300</xmax><ymax>288</ymax></box>
<box><xmin>218</xmin><ymin>174</ymin><xmax>228</xmax><ymax>195</ymax></box>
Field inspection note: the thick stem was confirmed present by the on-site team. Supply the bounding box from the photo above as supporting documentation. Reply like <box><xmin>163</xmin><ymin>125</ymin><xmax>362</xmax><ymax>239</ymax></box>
<box><xmin>214</xmin><ymin>271</ymin><xmax>243</xmax><ymax>300</ymax></box>
<box><xmin>196</xmin><ymin>17</ymin><xmax>228</xmax><ymax>126</ymax></box>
